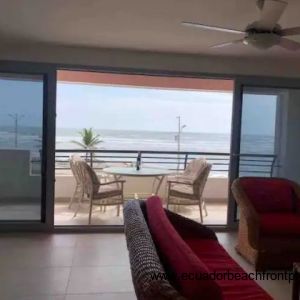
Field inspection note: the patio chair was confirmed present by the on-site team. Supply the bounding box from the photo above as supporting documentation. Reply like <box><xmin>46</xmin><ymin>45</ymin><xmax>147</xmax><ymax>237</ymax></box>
<box><xmin>69</xmin><ymin>154</ymin><xmax>112</xmax><ymax>211</ymax></box>
<box><xmin>166</xmin><ymin>158</ymin><xmax>211</xmax><ymax>223</ymax></box>
<box><xmin>75</xmin><ymin>160</ymin><xmax>125</xmax><ymax>224</ymax></box>
<box><xmin>68</xmin><ymin>155</ymin><xmax>84</xmax><ymax>208</ymax></box>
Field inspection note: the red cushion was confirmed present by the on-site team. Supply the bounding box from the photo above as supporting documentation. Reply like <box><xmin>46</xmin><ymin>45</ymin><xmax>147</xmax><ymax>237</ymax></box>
<box><xmin>240</xmin><ymin>178</ymin><xmax>294</xmax><ymax>213</ymax></box>
<box><xmin>185</xmin><ymin>239</ymin><xmax>272</xmax><ymax>300</ymax></box>
<box><xmin>260</xmin><ymin>213</ymin><xmax>300</xmax><ymax>236</ymax></box>
<box><xmin>146</xmin><ymin>196</ymin><xmax>223</xmax><ymax>300</ymax></box>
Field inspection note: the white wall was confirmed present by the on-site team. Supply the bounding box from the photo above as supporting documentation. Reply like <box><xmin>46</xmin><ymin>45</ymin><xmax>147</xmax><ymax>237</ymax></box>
<box><xmin>1</xmin><ymin>42</ymin><xmax>300</xmax><ymax>78</ymax></box>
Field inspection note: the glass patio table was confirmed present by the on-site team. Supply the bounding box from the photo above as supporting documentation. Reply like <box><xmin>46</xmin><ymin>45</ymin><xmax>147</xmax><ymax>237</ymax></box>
<box><xmin>102</xmin><ymin>166</ymin><xmax>172</xmax><ymax>198</ymax></box>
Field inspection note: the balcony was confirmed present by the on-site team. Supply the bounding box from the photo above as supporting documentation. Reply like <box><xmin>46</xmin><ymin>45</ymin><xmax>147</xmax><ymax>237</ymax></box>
<box><xmin>54</xmin><ymin>149</ymin><xmax>276</xmax><ymax>226</ymax></box>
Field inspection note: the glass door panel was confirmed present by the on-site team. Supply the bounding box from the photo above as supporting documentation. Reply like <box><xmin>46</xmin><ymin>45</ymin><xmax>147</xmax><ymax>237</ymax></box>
<box><xmin>234</xmin><ymin>85</ymin><xmax>300</xmax><ymax>221</ymax></box>
<box><xmin>0</xmin><ymin>73</ymin><xmax>44</xmax><ymax>221</ymax></box>
<box><xmin>239</xmin><ymin>87</ymin><xmax>278</xmax><ymax>178</ymax></box>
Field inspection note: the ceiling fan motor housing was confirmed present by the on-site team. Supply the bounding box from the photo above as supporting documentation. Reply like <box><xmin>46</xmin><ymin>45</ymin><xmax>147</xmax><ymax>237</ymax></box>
<box><xmin>244</xmin><ymin>32</ymin><xmax>280</xmax><ymax>49</ymax></box>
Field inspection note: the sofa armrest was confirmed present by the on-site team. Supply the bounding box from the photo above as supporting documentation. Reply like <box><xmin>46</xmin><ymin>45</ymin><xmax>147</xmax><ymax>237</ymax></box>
<box><xmin>232</xmin><ymin>179</ymin><xmax>260</xmax><ymax>250</ymax></box>
<box><xmin>139</xmin><ymin>200</ymin><xmax>217</xmax><ymax>240</ymax></box>
<box><xmin>164</xmin><ymin>209</ymin><xmax>218</xmax><ymax>240</ymax></box>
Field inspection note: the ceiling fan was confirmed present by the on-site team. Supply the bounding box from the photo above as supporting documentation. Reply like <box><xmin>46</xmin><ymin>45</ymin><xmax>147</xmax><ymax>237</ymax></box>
<box><xmin>182</xmin><ymin>0</ymin><xmax>300</xmax><ymax>50</ymax></box>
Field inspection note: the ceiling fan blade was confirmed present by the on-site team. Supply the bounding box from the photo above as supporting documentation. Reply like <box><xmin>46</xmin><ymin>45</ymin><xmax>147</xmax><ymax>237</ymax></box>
<box><xmin>281</xmin><ymin>27</ymin><xmax>300</xmax><ymax>36</ymax></box>
<box><xmin>211</xmin><ymin>39</ymin><xmax>244</xmax><ymax>48</ymax></box>
<box><xmin>278</xmin><ymin>37</ymin><xmax>300</xmax><ymax>51</ymax></box>
<box><xmin>256</xmin><ymin>0</ymin><xmax>287</xmax><ymax>31</ymax></box>
<box><xmin>181</xmin><ymin>22</ymin><xmax>244</xmax><ymax>34</ymax></box>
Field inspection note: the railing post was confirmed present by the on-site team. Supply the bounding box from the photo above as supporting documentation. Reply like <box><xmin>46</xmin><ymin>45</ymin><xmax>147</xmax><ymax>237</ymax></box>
<box><xmin>184</xmin><ymin>153</ymin><xmax>188</xmax><ymax>170</ymax></box>
<box><xmin>136</xmin><ymin>151</ymin><xmax>142</xmax><ymax>169</ymax></box>
<box><xmin>90</xmin><ymin>151</ymin><xmax>93</xmax><ymax>168</ymax></box>
<box><xmin>270</xmin><ymin>155</ymin><xmax>277</xmax><ymax>177</ymax></box>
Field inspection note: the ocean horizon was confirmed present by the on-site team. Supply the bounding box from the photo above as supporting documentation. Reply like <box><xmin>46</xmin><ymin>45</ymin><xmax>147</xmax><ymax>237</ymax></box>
<box><xmin>56</xmin><ymin>127</ymin><xmax>232</xmax><ymax>153</ymax></box>
<box><xmin>0</xmin><ymin>126</ymin><xmax>275</xmax><ymax>155</ymax></box>
<box><xmin>0</xmin><ymin>126</ymin><xmax>275</xmax><ymax>177</ymax></box>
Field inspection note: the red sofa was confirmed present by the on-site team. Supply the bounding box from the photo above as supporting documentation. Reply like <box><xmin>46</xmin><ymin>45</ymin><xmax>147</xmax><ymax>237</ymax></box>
<box><xmin>232</xmin><ymin>177</ymin><xmax>300</xmax><ymax>270</ymax></box>
<box><xmin>123</xmin><ymin>197</ymin><xmax>272</xmax><ymax>300</ymax></box>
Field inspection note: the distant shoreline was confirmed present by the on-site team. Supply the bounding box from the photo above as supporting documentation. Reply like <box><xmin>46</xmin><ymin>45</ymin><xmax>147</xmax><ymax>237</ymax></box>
<box><xmin>0</xmin><ymin>127</ymin><xmax>275</xmax><ymax>155</ymax></box>
<box><xmin>56</xmin><ymin>127</ymin><xmax>231</xmax><ymax>136</ymax></box>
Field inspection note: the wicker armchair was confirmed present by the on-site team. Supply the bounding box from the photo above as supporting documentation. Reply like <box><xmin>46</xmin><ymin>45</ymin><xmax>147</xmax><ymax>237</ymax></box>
<box><xmin>232</xmin><ymin>177</ymin><xmax>300</xmax><ymax>271</ymax></box>
<box><xmin>166</xmin><ymin>159</ymin><xmax>211</xmax><ymax>222</ymax></box>
<box><xmin>74</xmin><ymin>160</ymin><xmax>125</xmax><ymax>224</ymax></box>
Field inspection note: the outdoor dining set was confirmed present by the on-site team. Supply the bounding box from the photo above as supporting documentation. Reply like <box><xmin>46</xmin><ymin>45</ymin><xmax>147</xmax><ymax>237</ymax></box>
<box><xmin>68</xmin><ymin>155</ymin><xmax>211</xmax><ymax>224</ymax></box>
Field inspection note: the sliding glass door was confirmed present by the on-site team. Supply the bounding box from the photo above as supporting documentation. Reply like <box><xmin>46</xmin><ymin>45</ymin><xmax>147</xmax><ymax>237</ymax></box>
<box><xmin>0</xmin><ymin>73</ymin><xmax>44</xmax><ymax>221</ymax></box>
<box><xmin>230</xmin><ymin>83</ymin><xmax>300</xmax><ymax>224</ymax></box>
<box><xmin>238</xmin><ymin>86</ymin><xmax>300</xmax><ymax>180</ymax></box>
<box><xmin>0</xmin><ymin>63</ymin><xmax>56</xmax><ymax>230</ymax></box>
<box><xmin>238</xmin><ymin>87</ymin><xmax>279</xmax><ymax>178</ymax></box>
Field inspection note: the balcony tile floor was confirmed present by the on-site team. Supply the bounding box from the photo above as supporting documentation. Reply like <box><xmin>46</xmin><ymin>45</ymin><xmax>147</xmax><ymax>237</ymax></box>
<box><xmin>55</xmin><ymin>200</ymin><xmax>227</xmax><ymax>226</ymax></box>
<box><xmin>0</xmin><ymin>232</ymin><xmax>291</xmax><ymax>300</ymax></box>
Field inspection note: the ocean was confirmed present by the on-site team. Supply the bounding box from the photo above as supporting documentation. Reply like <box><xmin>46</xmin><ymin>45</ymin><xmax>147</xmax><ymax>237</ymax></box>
<box><xmin>0</xmin><ymin>126</ymin><xmax>274</xmax><ymax>154</ymax></box>
<box><xmin>55</xmin><ymin>128</ymin><xmax>274</xmax><ymax>154</ymax></box>
<box><xmin>0</xmin><ymin>127</ymin><xmax>275</xmax><ymax>176</ymax></box>
<box><xmin>0</xmin><ymin>126</ymin><xmax>275</xmax><ymax>154</ymax></box>
<box><xmin>56</xmin><ymin>128</ymin><xmax>232</xmax><ymax>153</ymax></box>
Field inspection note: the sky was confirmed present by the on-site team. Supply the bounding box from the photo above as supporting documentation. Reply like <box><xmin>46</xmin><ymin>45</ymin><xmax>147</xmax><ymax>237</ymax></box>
<box><xmin>0</xmin><ymin>78</ymin><xmax>43</xmax><ymax>127</ymax></box>
<box><xmin>56</xmin><ymin>82</ymin><xmax>234</xmax><ymax>134</ymax></box>
<box><xmin>0</xmin><ymin>78</ymin><xmax>278</xmax><ymax>137</ymax></box>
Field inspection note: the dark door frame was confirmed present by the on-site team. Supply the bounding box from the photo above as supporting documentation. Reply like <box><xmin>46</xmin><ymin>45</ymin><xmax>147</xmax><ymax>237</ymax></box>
<box><xmin>0</xmin><ymin>61</ymin><xmax>56</xmax><ymax>232</ymax></box>
<box><xmin>2</xmin><ymin>60</ymin><xmax>300</xmax><ymax>232</ymax></box>
<box><xmin>227</xmin><ymin>77</ymin><xmax>300</xmax><ymax>229</ymax></box>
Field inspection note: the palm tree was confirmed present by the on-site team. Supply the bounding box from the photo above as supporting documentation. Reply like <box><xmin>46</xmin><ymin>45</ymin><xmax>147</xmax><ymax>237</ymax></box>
<box><xmin>72</xmin><ymin>128</ymin><xmax>102</xmax><ymax>149</ymax></box>
<box><xmin>72</xmin><ymin>128</ymin><xmax>103</xmax><ymax>164</ymax></box>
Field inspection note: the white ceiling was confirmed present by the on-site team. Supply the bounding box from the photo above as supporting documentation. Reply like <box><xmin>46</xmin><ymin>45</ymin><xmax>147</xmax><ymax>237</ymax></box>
<box><xmin>1</xmin><ymin>0</ymin><xmax>300</xmax><ymax>58</ymax></box>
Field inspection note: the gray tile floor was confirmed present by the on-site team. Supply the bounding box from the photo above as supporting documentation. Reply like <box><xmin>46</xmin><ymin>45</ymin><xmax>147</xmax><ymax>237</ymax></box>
<box><xmin>0</xmin><ymin>233</ymin><xmax>134</xmax><ymax>300</ymax></box>
<box><xmin>0</xmin><ymin>232</ymin><xmax>292</xmax><ymax>300</ymax></box>
<box><xmin>54</xmin><ymin>201</ymin><xmax>227</xmax><ymax>226</ymax></box>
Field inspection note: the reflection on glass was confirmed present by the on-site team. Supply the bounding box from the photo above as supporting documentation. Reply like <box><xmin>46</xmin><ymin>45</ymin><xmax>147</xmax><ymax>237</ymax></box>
<box><xmin>0</xmin><ymin>73</ymin><xmax>43</xmax><ymax>221</ymax></box>
<box><xmin>239</xmin><ymin>88</ymin><xmax>278</xmax><ymax>178</ymax></box>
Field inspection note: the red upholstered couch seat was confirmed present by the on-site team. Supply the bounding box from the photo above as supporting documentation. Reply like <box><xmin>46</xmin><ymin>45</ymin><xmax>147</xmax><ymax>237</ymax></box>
<box><xmin>146</xmin><ymin>196</ymin><xmax>272</xmax><ymax>300</ymax></box>
<box><xmin>147</xmin><ymin>196</ymin><xmax>222</xmax><ymax>300</ymax></box>
<box><xmin>185</xmin><ymin>238</ymin><xmax>272</xmax><ymax>300</ymax></box>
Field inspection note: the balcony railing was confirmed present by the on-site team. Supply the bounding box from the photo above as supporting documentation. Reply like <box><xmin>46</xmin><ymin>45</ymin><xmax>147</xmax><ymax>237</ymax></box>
<box><xmin>54</xmin><ymin>149</ymin><xmax>277</xmax><ymax>177</ymax></box>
